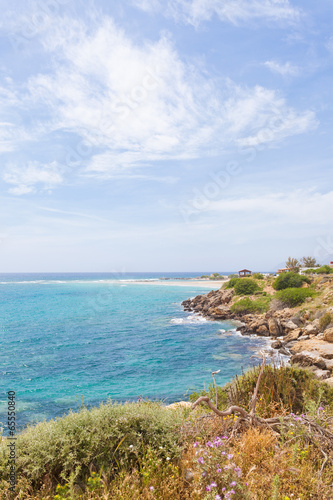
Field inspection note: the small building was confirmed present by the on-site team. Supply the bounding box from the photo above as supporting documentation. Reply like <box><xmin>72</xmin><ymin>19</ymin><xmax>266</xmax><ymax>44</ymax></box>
<box><xmin>277</xmin><ymin>268</ymin><xmax>291</xmax><ymax>275</ymax></box>
<box><xmin>238</xmin><ymin>269</ymin><xmax>252</xmax><ymax>278</ymax></box>
<box><xmin>330</xmin><ymin>262</ymin><xmax>333</xmax><ymax>268</ymax></box>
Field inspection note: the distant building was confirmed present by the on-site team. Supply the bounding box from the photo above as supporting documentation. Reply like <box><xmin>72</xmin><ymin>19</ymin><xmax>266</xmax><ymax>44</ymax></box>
<box><xmin>238</xmin><ymin>269</ymin><xmax>252</xmax><ymax>278</ymax></box>
<box><xmin>276</xmin><ymin>268</ymin><xmax>291</xmax><ymax>275</ymax></box>
<box><xmin>330</xmin><ymin>262</ymin><xmax>333</xmax><ymax>268</ymax></box>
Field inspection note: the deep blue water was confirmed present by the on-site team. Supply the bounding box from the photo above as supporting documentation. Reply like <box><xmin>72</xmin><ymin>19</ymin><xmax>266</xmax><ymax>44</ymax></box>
<box><xmin>0</xmin><ymin>273</ymin><xmax>271</xmax><ymax>432</ymax></box>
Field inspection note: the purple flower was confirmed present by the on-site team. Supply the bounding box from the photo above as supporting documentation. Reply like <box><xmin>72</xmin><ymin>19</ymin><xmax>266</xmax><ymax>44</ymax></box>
<box><xmin>234</xmin><ymin>466</ymin><xmax>241</xmax><ymax>477</ymax></box>
<box><xmin>206</xmin><ymin>486</ymin><xmax>211</xmax><ymax>492</ymax></box>
<box><xmin>149</xmin><ymin>486</ymin><xmax>155</xmax><ymax>491</ymax></box>
<box><xmin>217</xmin><ymin>468</ymin><xmax>222</xmax><ymax>473</ymax></box>
<box><xmin>319</xmin><ymin>406</ymin><xmax>324</xmax><ymax>411</ymax></box>
<box><xmin>210</xmin><ymin>482</ymin><xmax>217</xmax><ymax>487</ymax></box>
<box><xmin>221</xmin><ymin>451</ymin><xmax>226</xmax><ymax>455</ymax></box>
<box><xmin>198</xmin><ymin>457</ymin><xmax>204</xmax><ymax>465</ymax></box>
<box><xmin>230</xmin><ymin>481</ymin><xmax>236</xmax><ymax>487</ymax></box>
<box><xmin>202</xmin><ymin>471</ymin><xmax>207</xmax><ymax>477</ymax></box>
<box><xmin>227</xmin><ymin>454</ymin><xmax>233</xmax><ymax>460</ymax></box>
<box><xmin>230</xmin><ymin>490</ymin><xmax>235</xmax><ymax>495</ymax></box>
<box><xmin>222</xmin><ymin>487</ymin><xmax>226</xmax><ymax>491</ymax></box>
<box><xmin>193</xmin><ymin>441</ymin><xmax>199</xmax><ymax>448</ymax></box>
<box><xmin>206</xmin><ymin>441</ymin><xmax>213</xmax><ymax>447</ymax></box>
<box><xmin>215</xmin><ymin>496</ymin><xmax>222</xmax><ymax>500</ymax></box>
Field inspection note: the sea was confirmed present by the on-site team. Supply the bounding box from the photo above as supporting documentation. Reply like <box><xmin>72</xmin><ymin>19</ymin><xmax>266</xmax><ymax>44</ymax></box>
<box><xmin>0</xmin><ymin>272</ymin><xmax>273</xmax><ymax>433</ymax></box>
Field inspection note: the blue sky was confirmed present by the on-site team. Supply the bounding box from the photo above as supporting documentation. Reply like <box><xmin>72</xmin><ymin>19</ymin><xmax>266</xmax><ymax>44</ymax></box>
<box><xmin>0</xmin><ymin>0</ymin><xmax>332</xmax><ymax>272</ymax></box>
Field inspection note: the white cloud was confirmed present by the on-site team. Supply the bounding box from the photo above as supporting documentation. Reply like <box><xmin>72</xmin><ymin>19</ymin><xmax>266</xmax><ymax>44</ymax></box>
<box><xmin>134</xmin><ymin>0</ymin><xmax>301</xmax><ymax>26</ymax></box>
<box><xmin>206</xmin><ymin>189</ymin><xmax>333</xmax><ymax>225</ymax></box>
<box><xmin>3</xmin><ymin>161</ymin><xmax>64</xmax><ymax>195</ymax></box>
<box><xmin>264</xmin><ymin>60</ymin><xmax>299</xmax><ymax>76</ymax></box>
<box><xmin>18</xmin><ymin>16</ymin><xmax>315</xmax><ymax>179</ymax></box>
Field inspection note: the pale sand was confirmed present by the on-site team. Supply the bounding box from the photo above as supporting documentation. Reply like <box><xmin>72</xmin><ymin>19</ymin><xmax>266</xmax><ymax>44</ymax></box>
<box><xmin>118</xmin><ymin>279</ymin><xmax>227</xmax><ymax>289</ymax></box>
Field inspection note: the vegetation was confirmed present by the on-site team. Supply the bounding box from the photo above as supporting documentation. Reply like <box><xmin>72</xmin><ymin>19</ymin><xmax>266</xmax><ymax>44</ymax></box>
<box><xmin>225</xmin><ymin>277</ymin><xmax>239</xmax><ymax>289</ymax></box>
<box><xmin>1</xmin><ymin>365</ymin><xmax>333</xmax><ymax>499</ymax></box>
<box><xmin>275</xmin><ymin>287</ymin><xmax>315</xmax><ymax>307</ymax></box>
<box><xmin>273</xmin><ymin>271</ymin><xmax>310</xmax><ymax>290</ymax></box>
<box><xmin>234</xmin><ymin>278</ymin><xmax>259</xmax><ymax>295</ymax></box>
<box><xmin>230</xmin><ymin>296</ymin><xmax>271</xmax><ymax>314</ymax></box>
<box><xmin>285</xmin><ymin>257</ymin><xmax>300</xmax><ymax>273</ymax></box>
<box><xmin>316</xmin><ymin>265</ymin><xmax>333</xmax><ymax>274</ymax></box>
<box><xmin>320</xmin><ymin>313</ymin><xmax>333</xmax><ymax>331</ymax></box>
<box><xmin>301</xmin><ymin>256</ymin><xmax>319</xmax><ymax>267</ymax></box>
<box><xmin>252</xmin><ymin>272</ymin><xmax>264</xmax><ymax>279</ymax></box>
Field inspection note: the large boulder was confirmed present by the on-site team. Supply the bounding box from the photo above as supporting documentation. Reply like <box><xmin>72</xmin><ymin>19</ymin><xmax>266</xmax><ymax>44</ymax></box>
<box><xmin>268</xmin><ymin>318</ymin><xmax>283</xmax><ymax>337</ymax></box>
<box><xmin>324</xmin><ymin>328</ymin><xmax>333</xmax><ymax>343</ymax></box>
<box><xmin>284</xmin><ymin>329</ymin><xmax>302</xmax><ymax>343</ymax></box>
<box><xmin>290</xmin><ymin>352</ymin><xmax>327</xmax><ymax>370</ymax></box>
<box><xmin>283</xmin><ymin>320</ymin><xmax>299</xmax><ymax>332</ymax></box>
<box><xmin>304</xmin><ymin>323</ymin><xmax>319</xmax><ymax>336</ymax></box>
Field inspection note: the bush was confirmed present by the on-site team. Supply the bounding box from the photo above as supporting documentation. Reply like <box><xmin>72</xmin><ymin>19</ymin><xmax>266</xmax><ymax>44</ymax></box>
<box><xmin>252</xmin><ymin>272</ymin><xmax>264</xmax><ymax>279</ymax></box>
<box><xmin>319</xmin><ymin>313</ymin><xmax>332</xmax><ymax>331</ymax></box>
<box><xmin>234</xmin><ymin>278</ymin><xmax>259</xmax><ymax>295</ymax></box>
<box><xmin>225</xmin><ymin>277</ymin><xmax>239</xmax><ymax>289</ymax></box>
<box><xmin>0</xmin><ymin>401</ymin><xmax>185</xmax><ymax>485</ymax></box>
<box><xmin>273</xmin><ymin>272</ymin><xmax>310</xmax><ymax>290</ymax></box>
<box><xmin>275</xmin><ymin>288</ymin><xmax>315</xmax><ymax>307</ymax></box>
<box><xmin>316</xmin><ymin>265</ymin><xmax>333</xmax><ymax>274</ymax></box>
<box><xmin>231</xmin><ymin>296</ymin><xmax>271</xmax><ymax>314</ymax></box>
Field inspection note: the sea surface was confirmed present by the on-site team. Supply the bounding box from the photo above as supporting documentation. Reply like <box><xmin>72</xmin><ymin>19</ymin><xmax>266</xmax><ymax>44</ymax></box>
<box><xmin>0</xmin><ymin>273</ymin><xmax>272</xmax><ymax>432</ymax></box>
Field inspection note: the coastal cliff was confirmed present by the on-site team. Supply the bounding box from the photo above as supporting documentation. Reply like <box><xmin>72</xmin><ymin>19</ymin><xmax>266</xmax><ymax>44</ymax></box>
<box><xmin>182</xmin><ymin>275</ymin><xmax>333</xmax><ymax>383</ymax></box>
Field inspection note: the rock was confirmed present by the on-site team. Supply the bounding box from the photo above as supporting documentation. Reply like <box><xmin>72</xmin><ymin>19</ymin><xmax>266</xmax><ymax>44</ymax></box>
<box><xmin>284</xmin><ymin>320</ymin><xmax>299</xmax><ymax>331</ymax></box>
<box><xmin>311</xmin><ymin>368</ymin><xmax>331</xmax><ymax>380</ymax></box>
<box><xmin>268</xmin><ymin>318</ymin><xmax>283</xmax><ymax>337</ymax></box>
<box><xmin>290</xmin><ymin>353</ymin><xmax>327</xmax><ymax>370</ymax></box>
<box><xmin>304</xmin><ymin>324</ymin><xmax>319</xmax><ymax>335</ymax></box>
<box><xmin>284</xmin><ymin>329</ymin><xmax>302</xmax><ymax>343</ymax></box>
<box><xmin>184</xmin><ymin>469</ymin><xmax>194</xmax><ymax>482</ymax></box>
<box><xmin>324</xmin><ymin>359</ymin><xmax>333</xmax><ymax>372</ymax></box>
<box><xmin>305</xmin><ymin>297</ymin><xmax>313</xmax><ymax>303</ymax></box>
<box><xmin>209</xmin><ymin>306</ymin><xmax>230</xmax><ymax>319</ymax></box>
<box><xmin>272</xmin><ymin>340</ymin><xmax>283</xmax><ymax>349</ymax></box>
<box><xmin>257</xmin><ymin>325</ymin><xmax>269</xmax><ymax>335</ymax></box>
<box><xmin>323</xmin><ymin>377</ymin><xmax>333</xmax><ymax>387</ymax></box>
<box><xmin>278</xmin><ymin>347</ymin><xmax>290</xmax><ymax>356</ymax></box>
<box><xmin>324</xmin><ymin>328</ymin><xmax>333</xmax><ymax>343</ymax></box>
<box><xmin>290</xmin><ymin>316</ymin><xmax>304</xmax><ymax>327</ymax></box>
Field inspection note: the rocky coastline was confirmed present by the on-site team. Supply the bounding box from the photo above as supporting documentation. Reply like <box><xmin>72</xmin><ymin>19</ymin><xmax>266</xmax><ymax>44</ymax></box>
<box><xmin>182</xmin><ymin>277</ymin><xmax>333</xmax><ymax>385</ymax></box>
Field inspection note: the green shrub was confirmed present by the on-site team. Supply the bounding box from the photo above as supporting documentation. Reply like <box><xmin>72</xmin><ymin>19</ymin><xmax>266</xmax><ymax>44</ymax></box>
<box><xmin>0</xmin><ymin>401</ymin><xmax>185</xmax><ymax>485</ymax></box>
<box><xmin>252</xmin><ymin>272</ymin><xmax>264</xmax><ymax>279</ymax></box>
<box><xmin>273</xmin><ymin>272</ymin><xmax>310</xmax><ymax>290</ymax></box>
<box><xmin>319</xmin><ymin>313</ymin><xmax>332</xmax><ymax>331</ymax></box>
<box><xmin>316</xmin><ymin>265</ymin><xmax>333</xmax><ymax>274</ymax></box>
<box><xmin>225</xmin><ymin>277</ymin><xmax>239</xmax><ymax>288</ymax></box>
<box><xmin>234</xmin><ymin>278</ymin><xmax>259</xmax><ymax>295</ymax></box>
<box><xmin>275</xmin><ymin>288</ymin><xmax>315</xmax><ymax>307</ymax></box>
<box><xmin>228</xmin><ymin>274</ymin><xmax>238</xmax><ymax>279</ymax></box>
<box><xmin>230</xmin><ymin>296</ymin><xmax>271</xmax><ymax>314</ymax></box>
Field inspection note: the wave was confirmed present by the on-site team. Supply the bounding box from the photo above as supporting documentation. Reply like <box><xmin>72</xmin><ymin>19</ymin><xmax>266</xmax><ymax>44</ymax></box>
<box><xmin>170</xmin><ymin>314</ymin><xmax>208</xmax><ymax>325</ymax></box>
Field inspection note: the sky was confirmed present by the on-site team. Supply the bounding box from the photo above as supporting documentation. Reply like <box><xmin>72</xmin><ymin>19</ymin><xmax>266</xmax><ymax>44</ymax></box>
<box><xmin>0</xmin><ymin>0</ymin><xmax>332</xmax><ymax>272</ymax></box>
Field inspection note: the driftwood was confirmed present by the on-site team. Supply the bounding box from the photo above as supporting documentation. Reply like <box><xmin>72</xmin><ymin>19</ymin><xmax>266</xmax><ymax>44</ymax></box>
<box><xmin>191</xmin><ymin>356</ymin><xmax>333</xmax><ymax>468</ymax></box>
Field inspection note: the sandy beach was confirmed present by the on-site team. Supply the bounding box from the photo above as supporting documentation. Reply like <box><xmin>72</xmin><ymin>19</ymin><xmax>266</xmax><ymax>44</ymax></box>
<box><xmin>118</xmin><ymin>279</ymin><xmax>227</xmax><ymax>288</ymax></box>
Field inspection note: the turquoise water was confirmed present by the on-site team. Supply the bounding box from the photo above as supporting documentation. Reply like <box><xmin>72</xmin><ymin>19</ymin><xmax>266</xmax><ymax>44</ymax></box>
<box><xmin>0</xmin><ymin>273</ymin><xmax>270</xmax><ymax>431</ymax></box>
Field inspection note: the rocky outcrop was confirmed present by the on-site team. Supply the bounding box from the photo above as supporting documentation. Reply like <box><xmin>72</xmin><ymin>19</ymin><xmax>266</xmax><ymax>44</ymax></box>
<box><xmin>182</xmin><ymin>280</ymin><xmax>333</xmax><ymax>382</ymax></box>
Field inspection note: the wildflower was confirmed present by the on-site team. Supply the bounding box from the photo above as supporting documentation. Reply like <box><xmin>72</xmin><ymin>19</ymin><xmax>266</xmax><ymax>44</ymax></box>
<box><xmin>227</xmin><ymin>454</ymin><xmax>233</xmax><ymax>460</ymax></box>
<box><xmin>202</xmin><ymin>471</ymin><xmax>207</xmax><ymax>477</ymax></box>
<box><xmin>319</xmin><ymin>406</ymin><xmax>324</xmax><ymax>411</ymax></box>
<box><xmin>166</xmin><ymin>457</ymin><xmax>171</xmax><ymax>461</ymax></box>
<box><xmin>222</xmin><ymin>487</ymin><xmax>226</xmax><ymax>491</ymax></box>
<box><xmin>206</xmin><ymin>441</ymin><xmax>213</xmax><ymax>447</ymax></box>
<box><xmin>210</xmin><ymin>482</ymin><xmax>217</xmax><ymax>487</ymax></box>
<box><xmin>150</xmin><ymin>486</ymin><xmax>155</xmax><ymax>491</ymax></box>
<box><xmin>230</xmin><ymin>481</ymin><xmax>237</xmax><ymax>487</ymax></box>
<box><xmin>230</xmin><ymin>490</ymin><xmax>235</xmax><ymax>494</ymax></box>
<box><xmin>234</xmin><ymin>466</ymin><xmax>241</xmax><ymax>477</ymax></box>
<box><xmin>129</xmin><ymin>445</ymin><xmax>133</xmax><ymax>449</ymax></box>
<box><xmin>215</xmin><ymin>496</ymin><xmax>222</xmax><ymax>500</ymax></box>
<box><xmin>206</xmin><ymin>486</ymin><xmax>211</xmax><ymax>492</ymax></box>
<box><xmin>198</xmin><ymin>457</ymin><xmax>205</xmax><ymax>465</ymax></box>
<box><xmin>217</xmin><ymin>468</ymin><xmax>222</xmax><ymax>473</ymax></box>
<box><xmin>193</xmin><ymin>441</ymin><xmax>199</xmax><ymax>448</ymax></box>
